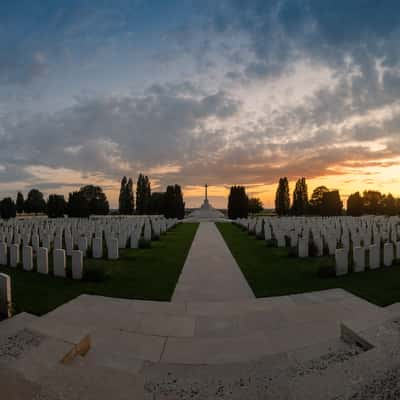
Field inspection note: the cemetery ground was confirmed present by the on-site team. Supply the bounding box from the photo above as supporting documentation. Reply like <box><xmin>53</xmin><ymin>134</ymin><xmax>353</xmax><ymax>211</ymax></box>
<box><xmin>0</xmin><ymin>222</ymin><xmax>198</xmax><ymax>315</ymax></box>
<box><xmin>217</xmin><ymin>222</ymin><xmax>400</xmax><ymax>306</ymax></box>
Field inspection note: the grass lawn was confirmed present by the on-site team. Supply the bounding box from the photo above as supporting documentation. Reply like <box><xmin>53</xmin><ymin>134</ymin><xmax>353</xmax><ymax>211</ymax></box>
<box><xmin>217</xmin><ymin>222</ymin><xmax>400</xmax><ymax>306</ymax></box>
<box><xmin>0</xmin><ymin>223</ymin><xmax>198</xmax><ymax>316</ymax></box>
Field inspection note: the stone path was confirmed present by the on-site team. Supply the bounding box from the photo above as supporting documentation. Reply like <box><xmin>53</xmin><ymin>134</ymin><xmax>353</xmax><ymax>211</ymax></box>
<box><xmin>172</xmin><ymin>222</ymin><xmax>254</xmax><ymax>302</ymax></box>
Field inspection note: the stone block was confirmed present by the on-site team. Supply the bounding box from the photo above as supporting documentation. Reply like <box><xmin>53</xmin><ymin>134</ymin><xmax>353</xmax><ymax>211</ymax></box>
<box><xmin>53</xmin><ymin>248</ymin><xmax>66</xmax><ymax>278</ymax></box>
<box><xmin>0</xmin><ymin>273</ymin><xmax>11</xmax><ymax>318</ymax></box>
<box><xmin>22</xmin><ymin>246</ymin><xmax>33</xmax><ymax>271</ymax></box>
<box><xmin>37</xmin><ymin>247</ymin><xmax>49</xmax><ymax>274</ymax></box>
<box><xmin>72</xmin><ymin>250</ymin><xmax>83</xmax><ymax>280</ymax></box>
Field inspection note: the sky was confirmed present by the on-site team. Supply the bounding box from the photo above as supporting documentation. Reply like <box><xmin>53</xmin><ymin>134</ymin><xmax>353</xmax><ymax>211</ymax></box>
<box><xmin>1</xmin><ymin>0</ymin><xmax>400</xmax><ymax>209</ymax></box>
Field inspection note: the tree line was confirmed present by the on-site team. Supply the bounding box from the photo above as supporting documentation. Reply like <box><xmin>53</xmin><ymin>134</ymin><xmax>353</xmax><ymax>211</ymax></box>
<box><xmin>0</xmin><ymin>173</ymin><xmax>185</xmax><ymax>220</ymax></box>
<box><xmin>275</xmin><ymin>177</ymin><xmax>400</xmax><ymax>216</ymax></box>
<box><xmin>118</xmin><ymin>174</ymin><xmax>185</xmax><ymax>219</ymax></box>
<box><xmin>274</xmin><ymin>177</ymin><xmax>343</xmax><ymax>216</ymax></box>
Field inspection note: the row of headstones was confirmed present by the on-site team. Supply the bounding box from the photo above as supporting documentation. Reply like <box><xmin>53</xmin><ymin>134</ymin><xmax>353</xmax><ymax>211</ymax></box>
<box><xmin>0</xmin><ymin>243</ymin><xmax>85</xmax><ymax>279</ymax></box>
<box><xmin>236</xmin><ymin>216</ymin><xmax>400</xmax><ymax>260</ymax></box>
<box><xmin>0</xmin><ymin>216</ymin><xmax>178</xmax><ymax>262</ymax></box>
<box><xmin>335</xmin><ymin>242</ymin><xmax>400</xmax><ymax>276</ymax></box>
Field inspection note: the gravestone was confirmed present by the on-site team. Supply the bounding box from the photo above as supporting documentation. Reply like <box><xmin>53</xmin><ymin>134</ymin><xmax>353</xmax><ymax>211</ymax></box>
<box><xmin>369</xmin><ymin>244</ymin><xmax>380</xmax><ymax>269</ymax></box>
<box><xmin>92</xmin><ymin>237</ymin><xmax>103</xmax><ymax>258</ymax></box>
<box><xmin>72</xmin><ymin>250</ymin><xmax>83</xmax><ymax>280</ymax></box>
<box><xmin>22</xmin><ymin>246</ymin><xmax>33</xmax><ymax>271</ymax></box>
<box><xmin>353</xmin><ymin>246</ymin><xmax>365</xmax><ymax>272</ymax></box>
<box><xmin>37</xmin><ymin>247</ymin><xmax>49</xmax><ymax>275</ymax></box>
<box><xmin>53</xmin><ymin>249</ymin><xmax>66</xmax><ymax>278</ymax></box>
<box><xmin>335</xmin><ymin>248</ymin><xmax>348</xmax><ymax>276</ymax></box>
<box><xmin>0</xmin><ymin>273</ymin><xmax>11</xmax><ymax>318</ymax></box>
<box><xmin>107</xmin><ymin>238</ymin><xmax>119</xmax><ymax>260</ymax></box>
<box><xmin>384</xmin><ymin>243</ymin><xmax>394</xmax><ymax>267</ymax></box>
<box><xmin>0</xmin><ymin>242</ymin><xmax>7</xmax><ymax>265</ymax></box>
<box><xmin>10</xmin><ymin>244</ymin><xmax>19</xmax><ymax>267</ymax></box>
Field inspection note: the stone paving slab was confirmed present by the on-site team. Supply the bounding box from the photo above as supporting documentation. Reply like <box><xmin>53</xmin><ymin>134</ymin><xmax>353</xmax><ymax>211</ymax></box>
<box><xmin>172</xmin><ymin>222</ymin><xmax>254</xmax><ymax>302</ymax></box>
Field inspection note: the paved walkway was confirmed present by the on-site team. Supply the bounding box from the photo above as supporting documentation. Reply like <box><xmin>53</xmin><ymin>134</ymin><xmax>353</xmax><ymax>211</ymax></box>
<box><xmin>172</xmin><ymin>222</ymin><xmax>254</xmax><ymax>302</ymax></box>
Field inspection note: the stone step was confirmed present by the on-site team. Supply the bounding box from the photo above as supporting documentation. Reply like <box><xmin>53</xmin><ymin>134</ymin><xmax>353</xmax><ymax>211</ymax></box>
<box><xmin>35</xmin><ymin>361</ymin><xmax>145</xmax><ymax>400</ymax></box>
<box><xmin>0</xmin><ymin>312</ymin><xmax>39</xmax><ymax>339</ymax></box>
<box><xmin>27</xmin><ymin>318</ymin><xmax>91</xmax><ymax>363</ymax></box>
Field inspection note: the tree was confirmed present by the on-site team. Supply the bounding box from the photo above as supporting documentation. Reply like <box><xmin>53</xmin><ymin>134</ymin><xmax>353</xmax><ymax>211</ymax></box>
<box><xmin>118</xmin><ymin>176</ymin><xmax>128</xmax><ymax>214</ymax></box>
<box><xmin>362</xmin><ymin>190</ymin><xmax>384</xmax><ymax>215</ymax></box>
<box><xmin>149</xmin><ymin>192</ymin><xmax>166</xmax><ymax>215</ymax></box>
<box><xmin>136</xmin><ymin>174</ymin><xmax>151</xmax><ymax>214</ymax></box>
<box><xmin>291</xmin><ymin>178</ymin><xmax>308</xmax><ymax>215</ymax></box>
<box><xmin>126</xmin><ymin>178</ymin><xmax>135</xmax><ymax>214</ymax></box>
<box><xmin>321</xmin><ymin>190</ymin><xmax>343</xmax><ymax>216</ymax></box>
<box><xmin>347</xmin><ymin>192</ymin><xmax>364</xmax><ymax>216</ymax></box>
<box><xmin>24</xmin><ymin>189</ymin><xmax>46</xmax><ymax>214</ymax></box>
<box><xmin>308</xmin><ymin>186</ymin><xmax>329</xmax><ymax>215</ymax></box>
<box><xmin>248</xmin><ymin>197</ymin><xmax>263</xmax><ymax>214</ymax></box>
<box><xmin>47</xmin><ymin>194</ymin><xmax>67</xmax><ymax>218</ymax></box>
<box><xmin>275</xmin><ymin>177</ymin><xmax>290</xmax><ymax>215</ymax></box>
<box><xmin>0</xmin><ymin>198</ymin><xmax>16</xmax><ymax>219</ymax></box>
<box><xmin>78</xmin><ymin>185</ymin><xmax>109</xmax><ymax>215</ymax></box>
<box><xmin>382</xmin><ymin>194</ymin><xmax>397</xmax><ymax>215</ymax></box>
<box><xmin>118</xmin><ymin>176</ymin><xmax>135</xmax><ymax>215</ymax></box>
<box><xmin>164</xmin><ymin>185</ymin><xmax>185</xmax><ymax>219</ymax></box>
<box><xmin>16</xmin><ymin>192</ymin><xmax>24</xmax><ymax>214</ymax></box>
<box><xmin>67</xmin><ymin>191</ymin><xmax>89</xmax><ymax>218</ymax></box>
<box><xmin>228</xmin><ymin>186</ymin><xmax>248</xmax><ymax>219</ymax></box>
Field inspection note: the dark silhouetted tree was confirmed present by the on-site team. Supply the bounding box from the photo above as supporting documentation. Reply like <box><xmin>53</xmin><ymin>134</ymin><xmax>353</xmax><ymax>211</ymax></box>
<box><xmin>164</xmin><ymin>185</ymin><xmax>185</xmax><ymax>219</ymax></box>
<box><xmin>0</xmin><ymin>197</ymin><xmax>16</xmax><ymax>219</ymax></box>
<box><xmin>347</xmin><ymin>192</ymin><xmax>364</xmax><ymax>216</ymax></box>
<box><xmin>47</xmin><ymin>194</ymin><xmax>67</xmax><ymax>218</ymax></box>
<box><xmin>118</xmin><ymin>176</ymin><xmax>135</xmax><ymax>215</ymax></box>
<box><xmin>78</xmin><ymin>185</ymin><xmax>109</xmax><ymax>215</ymax></box>
<box><xmin>68</xmin><ymin>191</ymin><xmax>90</xmax><ymax>218</ymax></box>
<box><xmin>382</xmin><ymin>194</ymin><xmax>397</xmax><ymax>215</ymax></box>
<box><xmin>291</xmin><ymin>178</ymin><xmax>308</xmax><ymax>215</ymax></box>
<box><xmin>16</xmin><ymin>192</ymin><xmax>24</xmax><ymax>214</ymax></box>
<box><xmin>118</xmin><ymin>176</ymin><xmax>128</xmax><ymax>214</ymax></box>
<box><xmin>149</xmin><ymin>192</ymin><xmax>166</xmax><ymax>215</ymax></box>
<box><xmin>228</xmin><ymin>186</ymin><xmax>248</xmax><ymax>219</ymax></box>
<box><xmin>24</xmin><ymin>189</ymin><xmax>46</xmax><ymax>214</ymax></box>
<box><xmin>275</xmin><ymin>177</ymin><xmax>290</xmax><ymax>215</ymax></box>
<box><xmin>362</xmin><ymin>190</ymin><xmax>384</xmax><ymax>215</ymax></box>
<box><xmin>248</xmin><ymin>197</ymin><xmax>263</xmax><ymax>214</ymax></box>
<box><xmin>136</xmin><ymin>174</ymin><xmax>151</xmax><ymax>214</ymax></box>
<box><xmin>321</xmin><ymin>190</ymin><xmax>343</xmax><ymax>216</ymax></box>
<box><xmin>308</xmin><ymin>186</ymin><xmax>329</xmax><ymax>215</ymax></box>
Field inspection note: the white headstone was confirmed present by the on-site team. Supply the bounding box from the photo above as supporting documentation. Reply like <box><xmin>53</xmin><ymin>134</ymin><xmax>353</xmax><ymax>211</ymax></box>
<box><xmin>107</xmin><ymin>238</ymin><xmax>119</xmax><ymax>260</ymax></box>
<box><xmin>9</xmin><ymin>244</ymin><xmax>19</xmax><ymax>268</ymax></box>
<box><xmin>369</xmin><ymin>244</ymin><xmax>380</xmax><ymax>270</ymax></box>
<box><xmin>0</xmin><ymin>273</ymin><xmax>11</xmax><ymax>318</ymax></box>
<box><xmin>130</xmin><ymin>231</ymin><xmax>138</xmax><ymax>249</ymax></box>
<box><xmin>78</xmin><ymin>236</ymin><xmax>88</xmax><ymax>257</ymax></box>
<box><xmin>37</xmin><ymin>247</ymin><xmax>49</xmax><ymax>275</ymax></box>
<box><xmin>92</xmin><ymin>237</ymin><xmax>103</xmax><ymax>259</ymax></box>
<box><xmin>384</xmin><ymin>243</ymin><xmax>394</xmax><ymax>267</ymax></box>
<box><xmin>353</xmin><ymin>247</ymin><xmax>365</xmax><ymax>272</ymax></box>
<box><xmin>22</xmin><ymin>246</ymin><xmax>33</xmax><ymax>271</ymax></box>
<box><xmin>298</xmin><ymin>237</ymin><xmax>308</xmax><ymax>258</ymax></box>
<box><xmin>335</xmin><ymin>248</ymin><xmax>348</xmax><ymax>276</ymax></box>
<box><xmin>0</xmin><ymin>242</ymin><xmax>7</xmax><ymax>266</ymax></box>
<box><xmin>53</xmin><ymin>249</ymin><xmax>66</xmax><ymax>278</ymax></box>
<box><xmin>71</xmin><ymin>250</ymin><xmax>83</xmax><ymax>280</ymax></box>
